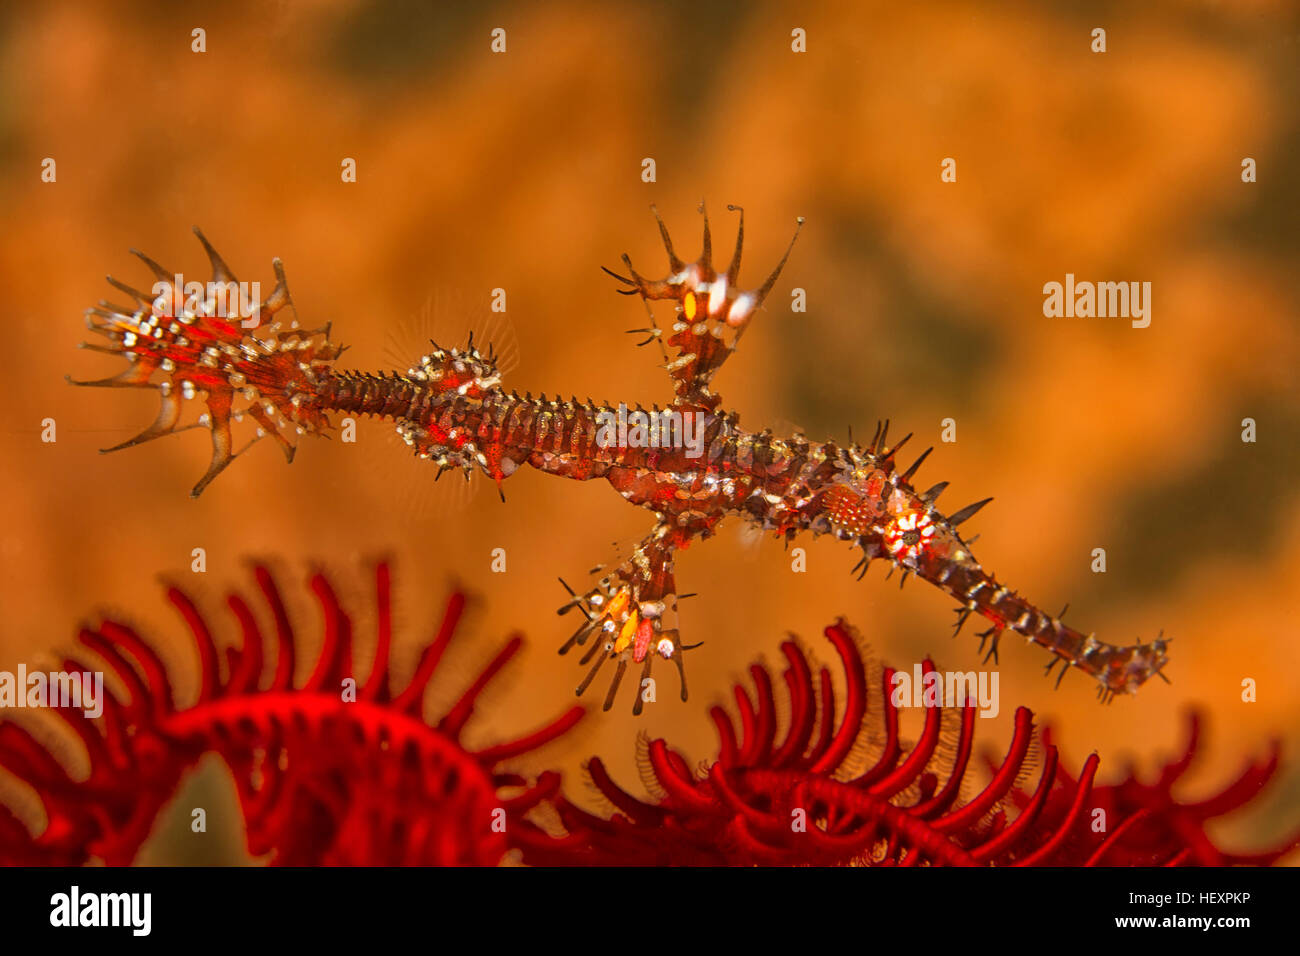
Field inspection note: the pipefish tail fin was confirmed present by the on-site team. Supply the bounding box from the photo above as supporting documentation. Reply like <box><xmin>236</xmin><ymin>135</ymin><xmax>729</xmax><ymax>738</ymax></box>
<box><xmin>71</xmin><ymin>229</ymin><xmax>342</xmax><ymax>496</ymax></box>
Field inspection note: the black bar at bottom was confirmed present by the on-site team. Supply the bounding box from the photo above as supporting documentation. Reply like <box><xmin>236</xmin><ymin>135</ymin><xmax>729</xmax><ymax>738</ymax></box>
<box><xmin>0</xmin><ymin>865</ymin><xmax>1292</xmax><ymax>944</ymax></box>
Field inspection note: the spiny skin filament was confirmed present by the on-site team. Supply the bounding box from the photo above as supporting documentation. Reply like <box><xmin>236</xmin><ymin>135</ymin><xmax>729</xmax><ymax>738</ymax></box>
<box><xmin>72</xmin><ymin>209</ymin><xmax>1170</xmax><ymax>711</ymax></box>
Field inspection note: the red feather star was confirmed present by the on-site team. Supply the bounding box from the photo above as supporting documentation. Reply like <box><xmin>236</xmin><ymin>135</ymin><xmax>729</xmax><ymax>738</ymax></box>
<box><xmin>0</xmin><ymin>563</ymin><xmax>1293</xmax><ymax>866</ymax></box>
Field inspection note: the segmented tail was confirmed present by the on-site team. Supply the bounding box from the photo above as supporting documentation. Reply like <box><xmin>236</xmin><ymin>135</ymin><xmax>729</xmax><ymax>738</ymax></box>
<box><xmin>935</xmin><ymin>558</ymin><xmax>1171</xmax><ymax>701</ymax></box>
<box><xmin>70</xmin><ymin>229</ymin><xmax>343</xmax><ymax>496</ymax></box>
<box><xmin>839</xmin><ymin>421</ymin><xmax>1171</xmax><ymax>699</ymax></box>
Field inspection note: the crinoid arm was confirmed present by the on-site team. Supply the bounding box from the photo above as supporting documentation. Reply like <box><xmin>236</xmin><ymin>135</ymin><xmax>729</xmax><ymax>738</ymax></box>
<box><xmin>557</xmin><ymin>524</ymin><xmax>691</xmax><ymax>714</ymax></box>
<box><xmin>70</xmin><ymin>228</ymin><xmax>343</xmax><ymax>496</ymax></box>
<box><xmin>606</xmin><ymin>204</ymin><xmax>803</xmax><ymax>411</ymax></box>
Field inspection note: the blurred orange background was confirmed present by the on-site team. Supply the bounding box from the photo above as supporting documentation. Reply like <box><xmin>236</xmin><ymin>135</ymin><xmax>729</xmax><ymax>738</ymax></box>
<box><xmin>0</xmin><ymin>0</ymin><xmax>1296</xmax><ymax>864</ymax></box>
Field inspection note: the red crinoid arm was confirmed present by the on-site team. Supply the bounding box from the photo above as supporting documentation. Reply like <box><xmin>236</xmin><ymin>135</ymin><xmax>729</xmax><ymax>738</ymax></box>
<box><xmin>854</xmin><ymin>665</ymin><xmax>903</xmax><ymax>784</ymax></box>
<box><xmin>768</xmin><ymin>641</ymin><xmax>816</xmax><ymax>768</ymax></box>
<box><xmin>807</xmin><ymin>622</ymin><xmax>868</xmax><ymax>775</ymax></box>
<box><xmin>912</xmin><ymin>701</ymin><xmax>976</xmax><ymax>819</ymax></box>
<box><xmin>868</xmin><ymin>660</ymin><xmax>943</xmax><ymax>798</ymax></box>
